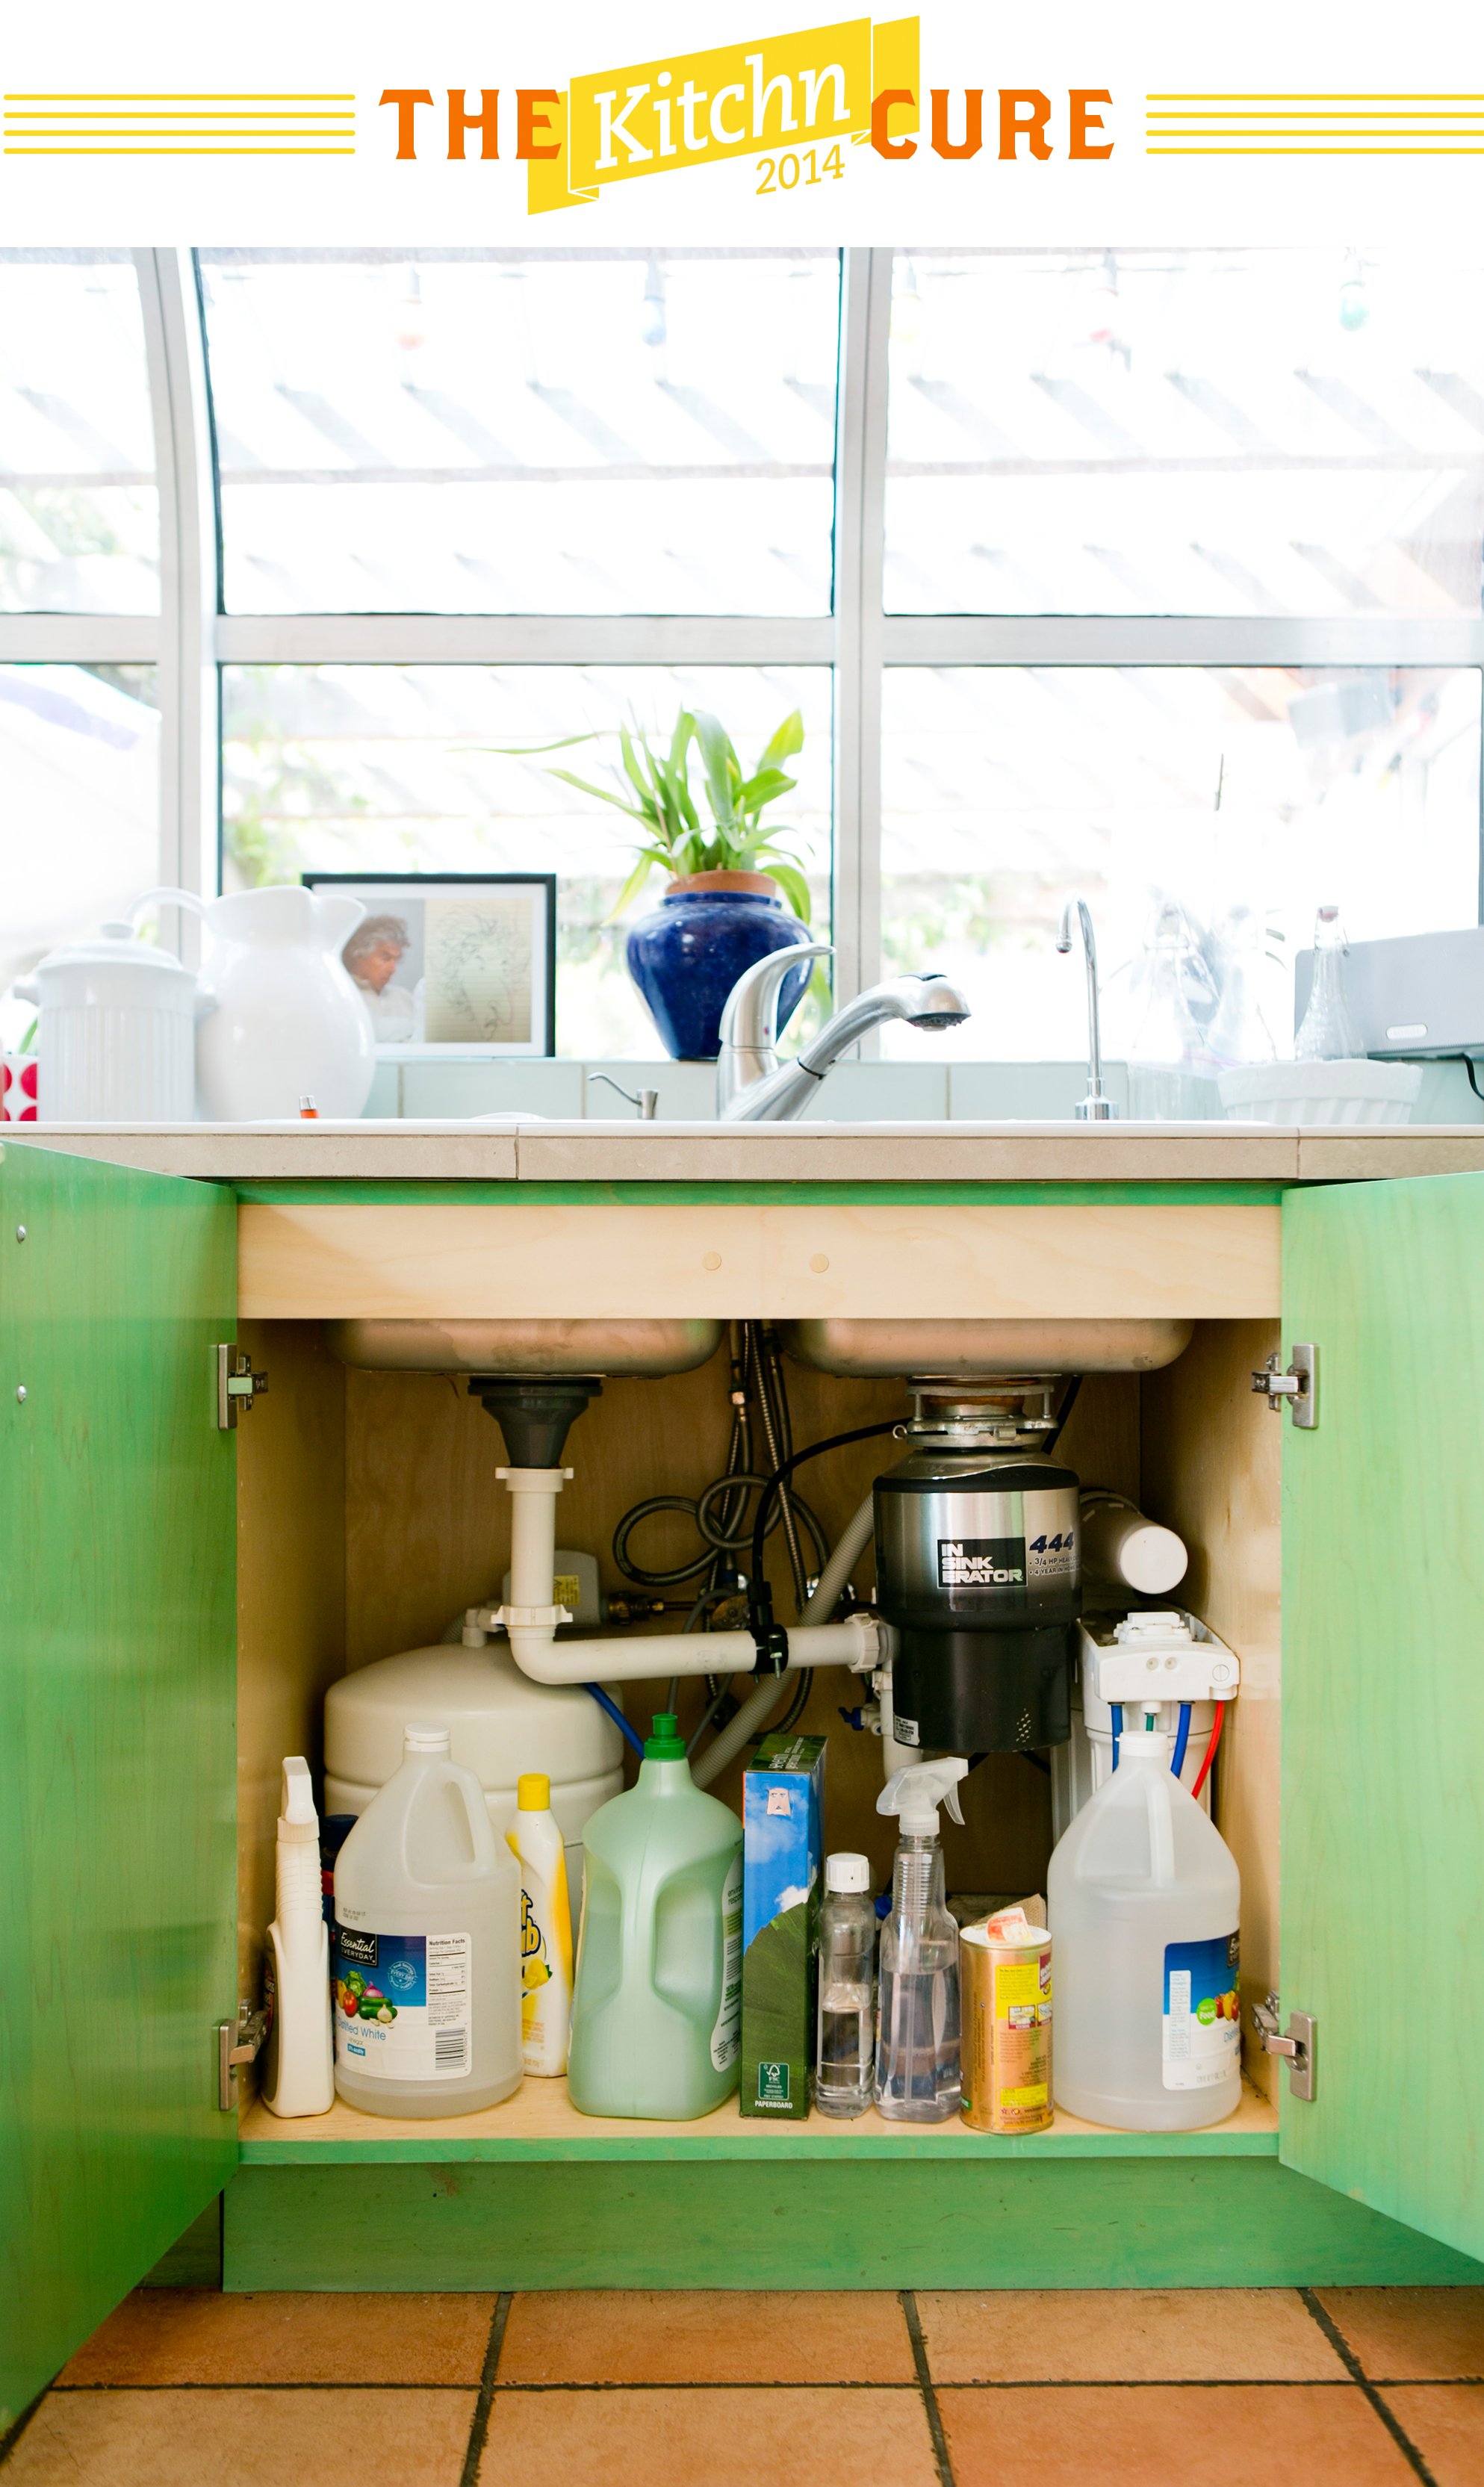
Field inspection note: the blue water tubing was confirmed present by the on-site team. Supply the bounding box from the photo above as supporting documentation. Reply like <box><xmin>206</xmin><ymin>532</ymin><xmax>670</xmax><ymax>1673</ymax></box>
<box><xmin>584</xmin><ymin>1681</ymin><xmax>645</xmax><ymax>1757</ymax></box>
<box><xmin>1110</xmin><ymin>1702</ymin><xmax>1123</xmax><ymax>1771</ymax></box>
<box><xmin>1171</xmin><ymin>1701</ymin><xmax>1192</xmax><ymax>1778</ymax></box>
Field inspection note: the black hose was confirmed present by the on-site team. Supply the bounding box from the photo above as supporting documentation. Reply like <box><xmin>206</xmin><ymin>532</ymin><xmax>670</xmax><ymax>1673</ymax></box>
<box><xmin>749</xmin><ymin>1421</ymin><xmax>900</xmax><ymax>1598</ymax></box>
<box><xmin>1043</xmin><ymin>1373</ymin><xmax>1083</xmax><ymax>1457</ymax></box>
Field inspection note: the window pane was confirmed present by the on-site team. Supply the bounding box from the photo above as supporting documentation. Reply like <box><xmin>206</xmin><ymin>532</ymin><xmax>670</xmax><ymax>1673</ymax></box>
<box><xmin>0</xmin><ymin>252</ymin><xmax>158</xmax><ymax>615</ymax></box>
<box><xmin>220</xmin><ymin>664</ymin><xmax>831</xmax><ymax>1055</ymax></box>
<box><xmin>200</xmin><ymin>251</ymin><xmax>839</xmax><ymax>615</ymax></box>
<box><xmin>0</xmin><ymin>665</ymin><xmax>160</xmax><ymax>1036</ymax></box>
<box><xmin>879</xmin><ymin>665</ymin><xmax>1480</xmax><ymax>1059</ymax></box>
<box><xmin>887</xmin><ymin>249</ymin><xmax>1484</xmax><ymax>617</ymax></box>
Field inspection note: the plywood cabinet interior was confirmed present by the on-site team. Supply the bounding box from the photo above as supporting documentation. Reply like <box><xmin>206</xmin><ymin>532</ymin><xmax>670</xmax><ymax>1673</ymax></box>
<box><xmin>235</xmin><ymin>1313</ymin><xmax>1279</xmax><ymax>2105</ymax></box>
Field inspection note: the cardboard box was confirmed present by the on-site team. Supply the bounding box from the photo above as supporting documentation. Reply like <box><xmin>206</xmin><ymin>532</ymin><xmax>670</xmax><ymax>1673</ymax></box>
<box><xmin>740</xmin><ymin>1731</ymin><xmax>826</xmax><ymax>2119</ymax></box>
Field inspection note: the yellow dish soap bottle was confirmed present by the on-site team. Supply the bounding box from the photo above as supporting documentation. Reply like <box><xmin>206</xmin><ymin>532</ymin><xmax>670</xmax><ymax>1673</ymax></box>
<box><xmin>507</xmin><ymin>1773</ymin><xmax>574</xmax><ymax>2076</ymax></box>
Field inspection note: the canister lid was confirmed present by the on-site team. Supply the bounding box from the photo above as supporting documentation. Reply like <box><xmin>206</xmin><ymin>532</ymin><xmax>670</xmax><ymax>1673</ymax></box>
<box><xmin>826</xmin><ymin>1851</ymin><xmax>872</xmax><ymax>1893</ymax></box>
<box><xmin>27</xmin><ymin>921</ymin><xmax>196</xmax><ymax>985</ymax></box>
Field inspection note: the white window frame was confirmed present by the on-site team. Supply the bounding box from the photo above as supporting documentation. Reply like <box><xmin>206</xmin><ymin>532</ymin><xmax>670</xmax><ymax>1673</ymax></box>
<box><xmin>4</xmin><ymin>243</ymin><xmax>1483</xmax><ymax>999</ymax></box>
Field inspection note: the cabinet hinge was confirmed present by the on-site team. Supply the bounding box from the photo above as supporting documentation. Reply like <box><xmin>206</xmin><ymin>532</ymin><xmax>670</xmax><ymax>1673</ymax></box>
<box><xmin>218</xmin><ymin>2000</ymin><xmax>269</xmax><ymax>2112</ymax></box>
<box><xmin>1251</xmin><ymin>1343</ymin><xmax>1318</xmax><ymax>1429</ymax></box>
<box><xmin>1251</xmin><ymin>1993</ymin><xmax>1317</xmax><ymax>2100</ymax></box>
<box><xmin>215</xmin><ymin>1343</ymin><xmax>268</xmax><ymax>1430</ymax></box>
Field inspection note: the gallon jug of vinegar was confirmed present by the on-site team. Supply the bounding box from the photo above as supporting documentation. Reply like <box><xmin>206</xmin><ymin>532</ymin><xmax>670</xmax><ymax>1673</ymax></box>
<box><xmin>567</xmin><ymin>1714</ymin><xmax>744</xmax><ymax>2121</ymax></box>
<box><xmin>1048</xmin><ymin>1726</ymin><xmax>1241</xmax><ymax>2132</ymax></box>
<box><xmin>332</xmin><ymin>1724</ymin><xmax>523</xmax><ymax>2118</ymax></box>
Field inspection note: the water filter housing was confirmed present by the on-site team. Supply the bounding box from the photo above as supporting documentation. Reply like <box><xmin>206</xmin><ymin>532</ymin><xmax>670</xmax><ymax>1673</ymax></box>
<box><xmin>875</xmin><ymin>1449</ymin><xmax>1079</xmax><ymax>1751</ymax></box>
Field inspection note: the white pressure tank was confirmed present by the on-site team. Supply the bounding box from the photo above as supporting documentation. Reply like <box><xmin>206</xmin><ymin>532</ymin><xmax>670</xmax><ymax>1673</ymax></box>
<box><xmin>325</xmin><ymin>1642</ymin><xmax>624</xmax><ymax>1936</ymax></box>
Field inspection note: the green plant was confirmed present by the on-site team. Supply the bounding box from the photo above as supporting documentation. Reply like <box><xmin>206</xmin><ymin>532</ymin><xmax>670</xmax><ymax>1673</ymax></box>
<box><xmin>496</xmin><ymin>705</ymin><xmax>814</xmax><ymax>922</ymax></box>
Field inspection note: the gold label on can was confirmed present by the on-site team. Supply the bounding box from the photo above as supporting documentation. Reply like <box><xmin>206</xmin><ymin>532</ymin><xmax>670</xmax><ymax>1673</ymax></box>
<box><xmin>960</xmin><ymin>1925</ymin><xmax>1053</xmax><ymax>2134</ymax></box>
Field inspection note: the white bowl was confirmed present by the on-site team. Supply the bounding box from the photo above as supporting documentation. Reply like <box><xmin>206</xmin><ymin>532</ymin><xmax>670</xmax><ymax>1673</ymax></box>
<box><xmin>1217</xmin><ymin>1061</ymin><xmax>1423</xmax><ymax>1128</ymax></box>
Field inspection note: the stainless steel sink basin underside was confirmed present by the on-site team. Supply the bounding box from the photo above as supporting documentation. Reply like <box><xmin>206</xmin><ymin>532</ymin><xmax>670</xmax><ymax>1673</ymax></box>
<box><xmin>326</xmin><ymin>1315</ymin><xmax>1190</xmax><ymax>1380</ymax></box>
<box><xmin>326</xmin><ymin>1318</ymin><xmax>724</xmax><ymax>1377</ymax></box>
<box><xmin>780</xmin><ymin>1317</ymin><xmax>1193</xmax><ymax>1377</ymax></box>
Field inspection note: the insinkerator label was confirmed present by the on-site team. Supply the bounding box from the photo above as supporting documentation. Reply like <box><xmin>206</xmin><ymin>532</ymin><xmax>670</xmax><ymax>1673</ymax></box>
<box><xmin>1163</xmin><ymin>1932</ymin><xmax>1241</xmax><ymax>2090</ymax></box>
<box><xmin>334</xmin><ymin>1926</ymin><xmax>472</xmax><ymax>2080</ymax></box>
<box><xmin>710</xmin><ymin>1853</ymin><xmax>743</xmax><ymax>2072</ymax></box>
<box><xmin>937</xmin><ymin>1531</ymin><xmax>1075</xmax><ymax>1590</ymax></box>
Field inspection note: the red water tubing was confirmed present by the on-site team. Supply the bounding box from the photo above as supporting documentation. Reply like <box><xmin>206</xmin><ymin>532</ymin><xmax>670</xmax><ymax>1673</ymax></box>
<box><xmin>1190</xmin><ymin>1701</ymin><xmax>1226</xmax><ymax>1803</ymax></box>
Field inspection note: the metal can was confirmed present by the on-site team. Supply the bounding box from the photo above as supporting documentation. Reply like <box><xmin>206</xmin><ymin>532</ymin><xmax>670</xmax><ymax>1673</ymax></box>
<box><xmin>960</xmin><ymin>1919</ymin><xmax>1053</xmax><ymax>2133</ymax></box>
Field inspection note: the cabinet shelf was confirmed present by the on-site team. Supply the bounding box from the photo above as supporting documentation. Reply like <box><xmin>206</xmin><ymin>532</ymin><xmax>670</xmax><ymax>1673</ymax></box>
<box><xmin>239</xmin><ymin>2077</ymin><xmax>1278</xmax><ymax>2165</ymax></box>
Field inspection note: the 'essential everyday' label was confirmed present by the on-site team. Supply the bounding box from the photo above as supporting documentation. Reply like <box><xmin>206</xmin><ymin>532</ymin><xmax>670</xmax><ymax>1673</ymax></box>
<box><xmin>334</xmin><ymin>1927</ymin><xmax>472</xmax><ymax>2081</ymax></box>
<box><xmin>938</xmin><ymin>1536</ymin><xmax>1025</xmax><ymax>1588</ymax></box>
<box><xmin>710</xmin><ymin>1852</ymin><xmax>743</xmax><ymax>2072</ymax></box>
<box><xmin>1163</xmin><ymin>1932</ymin><xmax>1241</xmax><ymax>2090</ymax></box>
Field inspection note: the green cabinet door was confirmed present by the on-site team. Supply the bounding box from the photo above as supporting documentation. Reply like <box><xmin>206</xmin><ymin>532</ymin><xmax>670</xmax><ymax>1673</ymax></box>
<box><xmin>1282</xmin><ymin>1170</ymin><xmax>1484</xmax><ymax>2264</ymax></box>
<box><xmin>0</xmin><ymin>1143</ymin><xmax>238</xmax><ymax>2428</ymax></box>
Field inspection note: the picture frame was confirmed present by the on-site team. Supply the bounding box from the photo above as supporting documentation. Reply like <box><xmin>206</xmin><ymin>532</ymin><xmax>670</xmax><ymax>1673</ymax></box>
<box><xmin>302</xmin><ymin>872</ymin><xmax>556</xmax><ymax>1058</ymax></box>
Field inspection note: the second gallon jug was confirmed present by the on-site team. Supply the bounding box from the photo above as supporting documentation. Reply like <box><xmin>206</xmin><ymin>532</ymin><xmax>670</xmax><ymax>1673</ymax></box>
<box><xmin>1048</xmin><ymin>1724</ymin><xmax>1241</xmax><ymax>2131</ymax></box>
<box><xmin>567</xmin><ymin>1713</ymin><xmax>743</xmax><ymax>2120</ymax></box>
<box><xmin>333</xmin><ymin>1724</ymin><xmax>523</xmax><ymax>2118</ymax></box>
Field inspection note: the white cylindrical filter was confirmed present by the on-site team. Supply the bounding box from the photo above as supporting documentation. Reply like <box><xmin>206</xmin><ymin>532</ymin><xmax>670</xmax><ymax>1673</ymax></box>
<box><xmin>324</xmin><ymin>1641</ymin><xmax>624</xmax><ymax>1945</ymax></box>
<box><xmin>1080</xmin><ymin>1493</ymin><xmax>1187</xmax><ymax>1596</ymax></box>
<box><xmin>1048</xmin><ymin>1728</ymin><xmax>1241</xmax><ymax>2132</ymax></box>
<box><xmin>332</xmin><ymin>1724</ymin><xmax>523</xmax><ymax>2118</ymax></box>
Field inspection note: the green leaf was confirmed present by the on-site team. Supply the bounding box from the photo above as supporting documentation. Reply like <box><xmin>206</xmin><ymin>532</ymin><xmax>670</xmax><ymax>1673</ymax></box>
<box><xmin>736</xmin><ymin>766</ymin><xmax>797</xmax><ymax>813</ymax></box>
<box><xmin>547</xmin><ymin>768</ymin><xmax>652</xmax><ymax>824</ymax></box>
<box><xmin>604</xmin><ymin>849</ymin><xmax>671</xmax><ymax>922</ymax></box>
<box><xmin>692</xmin><ymin>709</ymin><xmax>739</xmax><ymax>830</ymax></box>
<box><xmin>763</xmin><ymin>860</ymin><xmax>812</xmax><ymax>923</ymax></box>
<box><xmin>618</xmin><ymin>721</ymin><xmax>653</xmax><ymax>807</ymax></box>
<box><xmin>757</xmin><ymin>708</ymin><xmax>805</xmax><ymax>771</ymax></box>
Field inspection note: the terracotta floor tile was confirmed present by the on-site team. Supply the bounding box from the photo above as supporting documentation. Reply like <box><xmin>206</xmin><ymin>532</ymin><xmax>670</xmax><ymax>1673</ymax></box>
<box><xmin>939</xmin><ymin>2383</ymin><xmax>1415</xmax><ymax>2486</ymax></box>
<box><xmin>1316</xmin><ymin>2287</ymin><xmax>1484</xmax><ymax>2382</ymax></box>
<box><xmin>1381</xmin><ymin>2384</ymin><xmax>1484</xmax><ymax>2484</ymax></box>
<box><xmin>6</xmin><ymin>2386</ymin><xmax>475</xmax><ymax>2486</ymax></box>
<box><xmin>497</xmin><ymin>2290</ymin><xmax>916</xmax><ymax>2384</ymax></box>
<box><xmin>56</xmin><ymin>2288</ymin><xmax>494</xmax><ymax>2386</ymax></box>
<box><xmin>916</xmin><ymin>2288</ymin><xmax>1347</xmax><ymax>2382</ymax></box>
<box><xmin>479</xmin><ymin>2385</ymin><xmax>937</xmax><ymax>2486</ymax></box>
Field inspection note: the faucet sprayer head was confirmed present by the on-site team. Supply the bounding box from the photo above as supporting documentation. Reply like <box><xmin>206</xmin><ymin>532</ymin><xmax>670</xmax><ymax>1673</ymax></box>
<box><xmin>901</xmin><ymin>973</ymin><xmax>970</xmax><ymax>1030</ymax></box>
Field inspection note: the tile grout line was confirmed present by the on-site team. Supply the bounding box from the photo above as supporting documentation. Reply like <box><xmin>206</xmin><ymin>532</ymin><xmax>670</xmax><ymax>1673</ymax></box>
<box><xmin>901</xmin><ymin>2291</ymin><xmax>956</xmax><ymax>2487</ymax></box>
<box><xmin>0</xmin><ymin>2388</ymin><xmax>47</xmax><ymax>2472</ymax></box>
<box><xmin>459</xmin><ymin>2291</ymin><xmax>513</xmax><ymax>2487</ymax></box>
<box><xmin>31</xmin><ymin>2373</ymin><xmax>1462</xmax><ymax>2394</ymax></box>
<box><xmin>1298</xmin><ymin>2290</ymin><xmax>1441</xmax><ymax>2486</ymax></box>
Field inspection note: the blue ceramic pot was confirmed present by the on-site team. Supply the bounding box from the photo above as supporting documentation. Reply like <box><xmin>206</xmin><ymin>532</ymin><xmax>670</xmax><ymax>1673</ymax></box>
<box><xmin>624</xmin><ymin>873</ymin><xmax>813</xmax><ymax>1061</ymax></box>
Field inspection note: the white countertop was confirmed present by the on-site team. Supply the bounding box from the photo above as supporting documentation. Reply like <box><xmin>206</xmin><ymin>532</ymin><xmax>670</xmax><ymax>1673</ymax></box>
<box><xmin>7</xmin><ymin>1118</ymin><xmax>1484</xmax><ymax>1183</ymax></box>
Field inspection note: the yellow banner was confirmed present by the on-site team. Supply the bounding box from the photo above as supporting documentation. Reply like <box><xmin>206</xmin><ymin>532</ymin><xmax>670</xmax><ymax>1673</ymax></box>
<box><xmin>529</xmin><ymin>16</ymin><xmax>919</xmax><ymax>214</ymax></box>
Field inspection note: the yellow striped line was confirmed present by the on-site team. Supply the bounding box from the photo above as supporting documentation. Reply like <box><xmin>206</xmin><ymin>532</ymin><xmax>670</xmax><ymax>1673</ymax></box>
<box><xmin>4</xmin><ymin>144</ymin><xmax>356</xmax><ymax>152</ymax></box>
<box><xmin>5</xmin><ymin>109</ymin><xmax>355</xmax><ymax>118</ymax></box>
<box><xmin>1146</xmin><ymin>90</ymin><xmax>1484</xmax><ymax>99</ymax></box>
<box><xmin>4</xmin><ymin>90</ymin><xmax>356</xmax><ymax>98</ymax></box>
<box><xmin>1147</xmin><ymin>145</ymin><xmax>1484</xmax><ymax>154</ymax></box>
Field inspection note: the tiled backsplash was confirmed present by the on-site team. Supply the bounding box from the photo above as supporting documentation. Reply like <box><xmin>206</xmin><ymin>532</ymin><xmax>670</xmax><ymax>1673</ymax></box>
<box><xmin>366</xmin><ymin>1055</ymin><xmax>1484</xmax><ymax>1124</ymax></box>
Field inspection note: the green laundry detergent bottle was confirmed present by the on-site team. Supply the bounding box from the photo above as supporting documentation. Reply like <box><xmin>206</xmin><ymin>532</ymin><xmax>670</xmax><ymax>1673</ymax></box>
<box><xmin>567</xmin><ymin>1714</ymin><xmax>744</xmax><ymax>2120</ymax></box>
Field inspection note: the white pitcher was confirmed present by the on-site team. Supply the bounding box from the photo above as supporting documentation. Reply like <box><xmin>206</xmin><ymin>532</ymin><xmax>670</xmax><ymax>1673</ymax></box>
<box><xmin>138</xmin><ymin>884</ymin><xmax>376</xmax><ymax>1123</ymax></box>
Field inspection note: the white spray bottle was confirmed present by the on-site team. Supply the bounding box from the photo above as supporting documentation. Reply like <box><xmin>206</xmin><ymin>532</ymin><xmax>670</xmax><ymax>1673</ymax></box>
<box><xmin>260</xmin><ymin>1757</ymin><xmax>334</xmax><ymax>2118</ymax></box>
<box><xmin>875</xmin><ymin>1756</ymin><xmax>971</xmax><ymax>2123</ymax></box>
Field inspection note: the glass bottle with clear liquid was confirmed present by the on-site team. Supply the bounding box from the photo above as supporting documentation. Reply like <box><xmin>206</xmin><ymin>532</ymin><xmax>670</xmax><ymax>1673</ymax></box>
<box><xmin>816</xmin><ymin>1851</ymin><xmax>876</xmax><ymax>2118</ymax></box>
<box><xmin>874</xmin><ymin>1757</ymin><xmax>969</xmax><ymax>2124</ymax></box>
<box><xmin>1294</xmin><ymin>905</ymin><xmax>1362</xmax><ymax>1061</ymax></box>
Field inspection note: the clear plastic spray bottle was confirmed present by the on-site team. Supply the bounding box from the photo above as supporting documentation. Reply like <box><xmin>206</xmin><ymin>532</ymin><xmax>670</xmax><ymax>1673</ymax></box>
<box><xmin>875</xmin><ymin>1757</ymin><xmax>970</xmax><ymax>2123</ymax></box>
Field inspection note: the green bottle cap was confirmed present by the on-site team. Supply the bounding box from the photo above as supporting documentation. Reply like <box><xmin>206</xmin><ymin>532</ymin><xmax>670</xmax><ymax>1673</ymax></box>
<box><xmin>645</xmin><ymin>1712</ymin><xmax>686</xmax><ymax>1759</ymax></box>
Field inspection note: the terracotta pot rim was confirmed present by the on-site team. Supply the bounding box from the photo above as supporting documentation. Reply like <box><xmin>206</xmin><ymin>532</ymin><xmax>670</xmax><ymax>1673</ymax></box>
<box><xmin>664</xmin><ymin>868</ymin><xmax>780</xmax><ymax>898</ymax></box>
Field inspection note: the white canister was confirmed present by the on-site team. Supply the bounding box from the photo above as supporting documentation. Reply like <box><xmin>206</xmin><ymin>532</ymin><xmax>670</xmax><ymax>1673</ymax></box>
<box><xmin>14</xmin><ymin>923</ymin><xmax>199</xmax><ymax>1123</ymax></box>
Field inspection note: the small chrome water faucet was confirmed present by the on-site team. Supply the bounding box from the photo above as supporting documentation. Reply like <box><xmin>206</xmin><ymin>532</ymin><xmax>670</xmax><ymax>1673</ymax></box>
<box><xmin>1056</xmin><ymin>898</ymin><xmax>1117</xmax><ymax>1121</ymax></box>
<box><xmin>717</xmin><ymin>945</ymin><xmax>970</xmax><ymax>1121</ymax></box>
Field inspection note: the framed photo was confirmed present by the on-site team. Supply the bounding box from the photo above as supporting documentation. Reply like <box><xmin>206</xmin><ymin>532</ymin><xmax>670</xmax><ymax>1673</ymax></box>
<box><xmin>302</xmin><ymin>873</ymin><xmax>556</xmax><ymax>1056</ymax></box>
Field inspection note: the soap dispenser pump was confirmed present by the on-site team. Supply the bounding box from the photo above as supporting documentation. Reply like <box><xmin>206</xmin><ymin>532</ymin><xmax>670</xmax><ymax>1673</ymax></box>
<box><xmin>875</xmin><ymin>1756</ymin><xmax>970</xmax><ymax>2123</ymax></box>
<box><xmin>261</xmin><ymin>1757</ymin><xmax>335</xmax><ymax>2119</ymax></box>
